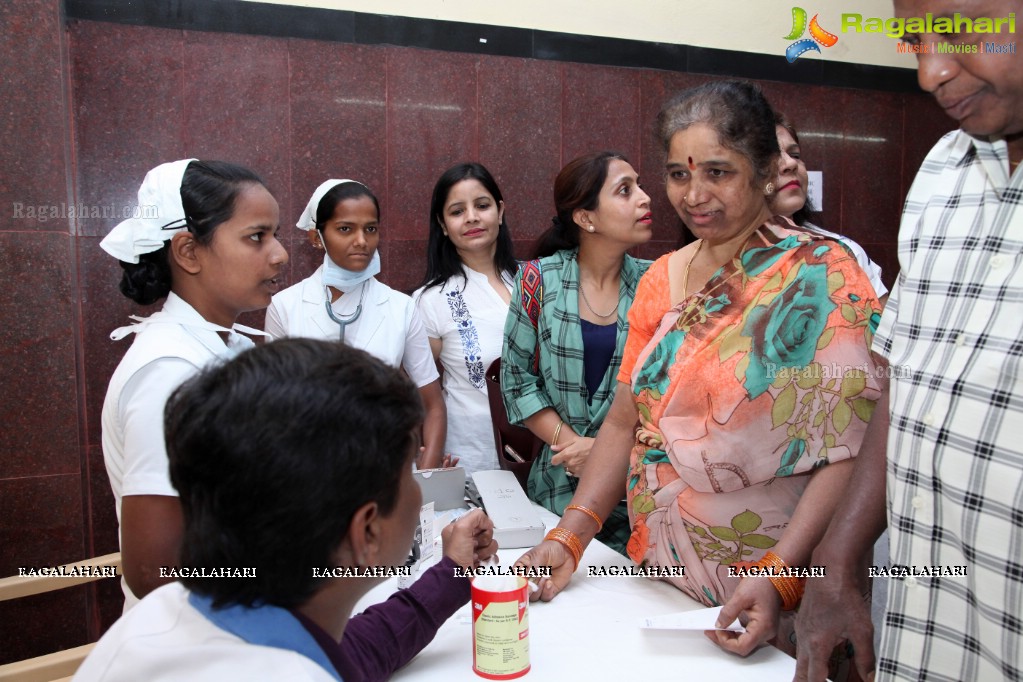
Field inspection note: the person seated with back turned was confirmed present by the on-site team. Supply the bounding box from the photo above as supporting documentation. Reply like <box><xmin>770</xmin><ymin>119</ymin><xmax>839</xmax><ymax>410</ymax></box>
<box><xmin>75</xmin><ymin>338</ymin><xmax>498</xmax><ymax>682</ymax></box>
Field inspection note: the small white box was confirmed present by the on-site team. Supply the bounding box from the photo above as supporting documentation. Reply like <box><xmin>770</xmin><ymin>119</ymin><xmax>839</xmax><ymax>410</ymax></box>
<box><xmin>472</xmin><ymin>470</ymin><xmax>546</xmax><ymax>548</ymax></box>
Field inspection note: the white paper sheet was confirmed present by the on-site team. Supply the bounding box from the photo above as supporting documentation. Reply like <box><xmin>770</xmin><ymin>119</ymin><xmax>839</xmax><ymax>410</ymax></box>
<box><xmin>641</xmin><ymin>605</ymin><xmax>745</xmax><ymax>632</ymax></box>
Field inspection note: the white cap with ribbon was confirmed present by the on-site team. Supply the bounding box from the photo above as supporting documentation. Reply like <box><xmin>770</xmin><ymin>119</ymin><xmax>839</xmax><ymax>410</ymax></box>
<box><xmin>99</xmin><ymin>158</ymin><xmax>197</xmax><ymax>263</ymax></box>
<box><xmin>295</xmin><ymin>178</ymin><xmax>364</xmax><ymax>231</ymax></box>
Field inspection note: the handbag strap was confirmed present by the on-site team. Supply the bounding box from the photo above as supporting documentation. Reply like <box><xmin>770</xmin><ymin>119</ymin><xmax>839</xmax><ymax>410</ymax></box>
<box><xmin>519</xmin><ymin>259</ymin><xmax>543</xmax><ymax>373</ymax></box>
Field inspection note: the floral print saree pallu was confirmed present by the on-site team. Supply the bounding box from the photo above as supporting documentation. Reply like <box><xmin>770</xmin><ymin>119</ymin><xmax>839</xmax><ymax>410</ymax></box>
<box><xmin>626</xmin><ymin>220</ymin><xmax>883</xmax><ymax>607</ymax></box>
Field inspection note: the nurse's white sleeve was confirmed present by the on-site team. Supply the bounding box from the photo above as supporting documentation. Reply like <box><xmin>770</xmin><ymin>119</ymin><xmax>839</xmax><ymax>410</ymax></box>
<box><xmin>119</xmin><ymin>358</ymin><xmax>197</xmax><ymax>498</ymax></box>
<box><xmin>401</xmin><ymin>303</ymin><xmax>441</xmax><ymax>387</ymax></box>
<box><xmin>264</xmin><ymin>299</ymin><xmax>287</xmax><ymax>339</ymax></box>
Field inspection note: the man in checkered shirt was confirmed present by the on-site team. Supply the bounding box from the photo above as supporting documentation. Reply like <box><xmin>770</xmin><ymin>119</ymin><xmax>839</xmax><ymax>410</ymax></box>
<box><xmin>794</xmin><ymin>1</ymin><xmax>1023</xmax><ymax>680</ymax></box>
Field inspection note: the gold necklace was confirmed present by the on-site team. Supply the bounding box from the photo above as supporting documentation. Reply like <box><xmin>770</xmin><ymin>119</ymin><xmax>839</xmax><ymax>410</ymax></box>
<box><xmin>579</xmin><ymin>280</ymin><xmax>619</xmax><ymax>318</ymax></box>
<box><xmin>681</xmin><ymin>239</ymin><xmax>704</xmax><ymax>298</ymax></box>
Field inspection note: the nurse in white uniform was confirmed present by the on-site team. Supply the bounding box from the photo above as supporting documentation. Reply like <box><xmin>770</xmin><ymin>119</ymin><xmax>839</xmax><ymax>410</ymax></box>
<box><xmin>265</xmin><ymin>180</ymin><xmax>446</xmax><ymax>468</ymax></box>
<box><xmin>99</xmin><ymin>159</ymin><xmax>287</xmax><ymax>609</ymax></box>
<box><xmin>414</xmin><ymin>163</ymin><xmax>518</xmax><ymax>475</ymax></box>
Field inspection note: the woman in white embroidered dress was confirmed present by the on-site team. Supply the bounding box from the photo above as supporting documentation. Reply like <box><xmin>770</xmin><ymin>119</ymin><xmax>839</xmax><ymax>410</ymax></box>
<box><xmin>413</xmin><ymin>163</ymin><xmax>518</xmax><ymax>475</ymax></box>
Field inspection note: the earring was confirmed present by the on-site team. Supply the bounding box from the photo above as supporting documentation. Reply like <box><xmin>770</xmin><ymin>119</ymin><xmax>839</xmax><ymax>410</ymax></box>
<box><xmin>587</xmin><ymin>225</ymin><xmax>595</xmax><ymax>233</ymax></box>
<box><xmin>764</xmin><ymin>183</ymin><xmax>775</xmax><ymax>195</ymax></box>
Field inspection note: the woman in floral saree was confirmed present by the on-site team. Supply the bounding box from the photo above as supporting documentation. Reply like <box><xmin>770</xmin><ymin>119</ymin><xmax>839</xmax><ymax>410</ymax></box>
<box><xmin>516</xmin><ymin>81</ymin><xmax>885</xmax><ymax>669</ymax></box>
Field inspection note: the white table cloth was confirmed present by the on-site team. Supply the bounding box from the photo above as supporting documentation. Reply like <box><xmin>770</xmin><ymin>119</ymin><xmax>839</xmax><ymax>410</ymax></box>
<box><xmin>353</xmin><ymin>505</ymin><xmax>798</xmax><ymax>680</ymax></box>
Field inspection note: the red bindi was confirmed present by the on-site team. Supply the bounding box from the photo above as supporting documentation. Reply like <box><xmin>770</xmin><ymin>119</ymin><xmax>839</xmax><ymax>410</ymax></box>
<box><xmin>688</xmin><ymin>156</ymin><xmax>695</xmax><ymax>170</ymax></box>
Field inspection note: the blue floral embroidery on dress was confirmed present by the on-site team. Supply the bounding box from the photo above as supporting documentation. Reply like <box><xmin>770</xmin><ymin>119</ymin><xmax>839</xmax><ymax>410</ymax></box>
<box><xmin>445</xmin><ymin>289</ymin><xmax>485</xmax><ymax>389</ymax></box>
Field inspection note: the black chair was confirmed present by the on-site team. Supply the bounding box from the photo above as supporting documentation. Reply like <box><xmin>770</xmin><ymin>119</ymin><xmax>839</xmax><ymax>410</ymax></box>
<box><xmin>484</xmin><ymin>358</ymin><xmax>542</xmax><ymax>491</ymax></box>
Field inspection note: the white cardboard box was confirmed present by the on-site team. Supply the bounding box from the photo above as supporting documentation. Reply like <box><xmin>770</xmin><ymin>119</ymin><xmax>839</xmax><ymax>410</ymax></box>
<box><xmin>472</xmin><ymin>470</ymin><xmax>546</xmax><ymax>548</ymax></box>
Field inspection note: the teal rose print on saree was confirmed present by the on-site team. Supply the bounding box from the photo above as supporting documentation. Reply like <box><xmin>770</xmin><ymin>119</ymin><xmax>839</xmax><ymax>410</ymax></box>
<box><xmin>635</xmin><ymin>328</ymin><xmax>686</xmax><ymax>398</ymax></box>
<box><xmin>775</xmin><ymin>437</ymin><xmax>806</xmax><ymax>477</ymax></box>
<box><xmin>740</xmin><ymin>235</ymin><xmax>803</xmax><ymax>277</ymax></box>
<box><xmin>741</xmin><ymin>262</ymin><xmax>835</xmax><ymax>399</ymax></box>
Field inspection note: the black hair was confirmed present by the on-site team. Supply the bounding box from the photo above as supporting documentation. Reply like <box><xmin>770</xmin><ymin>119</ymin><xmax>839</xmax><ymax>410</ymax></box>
<box><xmin>532</xmin><ymin>151</ymin><xmax>628</xmax><ymax>259</ymax></box>
<box><xmin>315</xmin><ymin>182</ymin><xmax>380</xmax><ymax>231</ymax></box>
<box><xmin>166</xmin><ymin>338</ymin><xmax>424</xmax><ymax>609</ymax></box>
<box><xmin>117</xmin><ymin>160</ymin><xmax>266</xmax><ymax>305</ymax></box>
<box><xmin>656</xmin><ymin>80</ymin><xmax>779</xmax><ymax>187</ymax></box>
<box><xmin>774</xmin><ymin>111</ymin><xmax>821</xmax><ymax>227</ymax></box>
<box><xmin>420</xmin><ymin>162</ymin><xmax>517</xmax><ymax>290</ymax></box>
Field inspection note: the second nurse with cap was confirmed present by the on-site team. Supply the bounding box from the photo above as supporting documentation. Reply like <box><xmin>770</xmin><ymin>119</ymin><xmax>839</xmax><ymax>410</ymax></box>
<box><xmin>266</xmin><ymin>179</ymin><xmax>447</xmax><ymax>468</ymax></box>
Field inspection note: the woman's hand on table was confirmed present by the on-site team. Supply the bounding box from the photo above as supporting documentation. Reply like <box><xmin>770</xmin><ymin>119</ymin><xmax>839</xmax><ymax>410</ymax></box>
<box><xmin>513</xmin><ymin>539</ymin><xmax>575</xmax><ymax>602</ymax></box>
<box><xmin>442</xmin><ymin>508</ymin><xmax>498</xmax><ymax>570</ymax></box>
<box><xmin>550</xmin><ymin>436</ymin><xmax>595</xmax><ymax>477</ymax></box>
<box><xmin>705</xmin><ymin>576</ymin><xmax>782</xmax><ymax>656</ymax></box>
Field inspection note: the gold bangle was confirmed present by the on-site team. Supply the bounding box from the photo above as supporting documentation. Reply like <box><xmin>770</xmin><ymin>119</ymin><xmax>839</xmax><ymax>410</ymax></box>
<box><xmin>545</xmin><ymin>527</ymin><xmax>582</xmax><ymax>569</ymax></box>
<box><xmin>751</xmin><ymin>551</ymin><xmax>806</xmax><ymax>611</ymax></box>
<box><xmin>565</xmin><ymin>504</ymin><xmax>603</xmax><ymax>532</ymax></box>
<box><xmin>551</xmin><ymin>421</ymin><xmax>563</xmax><ymax>447</ymax></box>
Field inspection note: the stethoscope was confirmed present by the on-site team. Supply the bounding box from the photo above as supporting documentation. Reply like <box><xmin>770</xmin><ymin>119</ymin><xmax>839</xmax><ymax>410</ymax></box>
<box><xmin>323</xmin><ymin>283</ymin><xmax>366</xmax><ymax>344</ymax></box>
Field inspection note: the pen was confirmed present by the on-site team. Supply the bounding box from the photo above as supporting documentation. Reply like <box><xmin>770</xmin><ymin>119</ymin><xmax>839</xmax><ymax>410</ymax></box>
<box><xmin>503</xmin><ymin>445</ymin><xmax>526</xmax><ymax>463</ymax></box>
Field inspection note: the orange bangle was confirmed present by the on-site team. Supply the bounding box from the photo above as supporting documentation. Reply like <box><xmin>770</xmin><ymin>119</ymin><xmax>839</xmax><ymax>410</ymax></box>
<box><xmin>565</xmin><ymin>504</ymin><xmax>603</xmax><ymax>532</ymax></box>
<box><xmin>751</xmin><ymin>551</ymin><xmax>806</xmax><ymax>611</ymax></box>
<box><xmin>545</xmin><ymin>527</ymin><xmax>582</xmax><ymax>570</ymax></box>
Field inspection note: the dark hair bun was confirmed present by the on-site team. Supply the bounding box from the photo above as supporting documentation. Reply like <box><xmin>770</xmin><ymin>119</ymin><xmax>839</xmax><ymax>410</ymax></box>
<box><xmin>118</xmin><ymin>248</ymin><xmax>172</xmax><ymax>305</ymax></box>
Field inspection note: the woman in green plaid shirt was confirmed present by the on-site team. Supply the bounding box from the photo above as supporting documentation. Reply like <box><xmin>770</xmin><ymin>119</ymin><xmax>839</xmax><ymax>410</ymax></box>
<box><xmin>501</xmin><ymin>151</ymin><xmax>653</xmax><ymax>554</ymax></box>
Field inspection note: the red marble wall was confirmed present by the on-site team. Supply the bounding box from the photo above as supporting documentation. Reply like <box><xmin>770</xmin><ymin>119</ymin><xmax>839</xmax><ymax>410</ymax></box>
<box><xmin>0</xmin><ymin>0</ymin><xmax>97</xmax><ymax>662</ymax></box>
<box><xmin>0</xmin><ymin>0</ymin><xmax>955</xmax><ymax>664</ymax></box>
